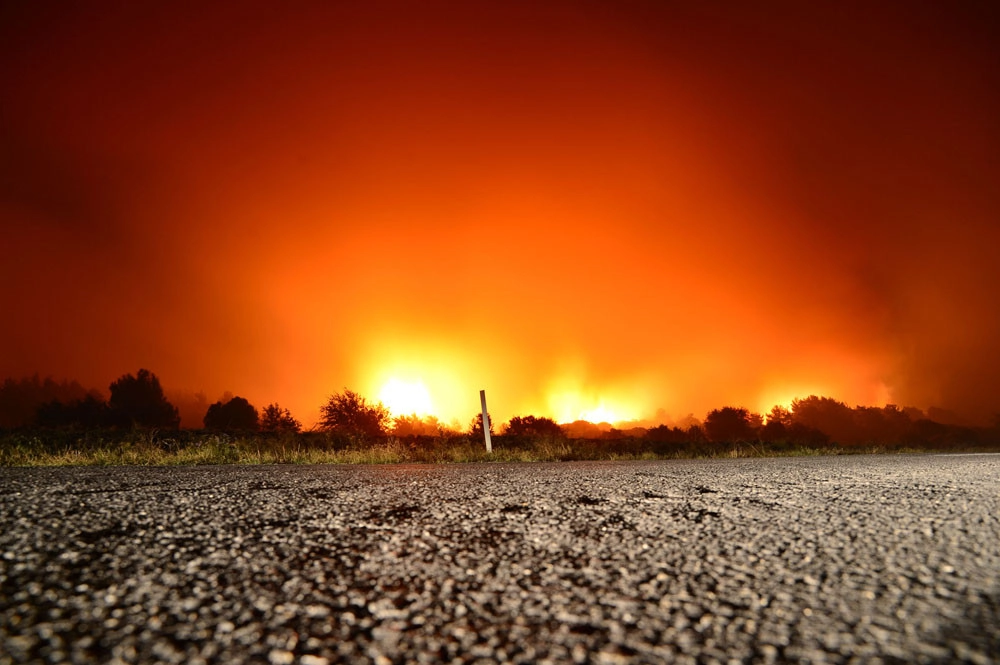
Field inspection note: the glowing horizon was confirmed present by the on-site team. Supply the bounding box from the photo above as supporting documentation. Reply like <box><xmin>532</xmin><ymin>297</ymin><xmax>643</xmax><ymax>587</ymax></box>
<box><xmin>2</xmin><ymin>4</ymin><xmax>998</xmax><ymax>428</ymax></box>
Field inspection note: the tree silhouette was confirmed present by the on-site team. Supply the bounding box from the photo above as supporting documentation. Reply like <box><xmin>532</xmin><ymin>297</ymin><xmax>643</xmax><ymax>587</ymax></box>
<box><xmin>790</xmin><ymin>396</ymin><xmax>856</xmax><ymax>444</ymax></box>
<box><xmin>204</xmin><ymin>396</ymin><xmax>259</xmax><ymax>431</ymax></box>
<box><xmin>469</xmin><ymin>412</ymin><xmax>494</xmax><ymax>439</ymax></box>
<box><xmin>684</xmin><ymin>423</ymin><xmax>708</xmax><ymax>443</ymax></box>
<box><xmin>108</xmin><ymin>369</ymin><xmax>179</xmax><ymax>428</ymax></box>
<box><xmin>1</xmin><ymin>375</ymin><xmax>98</xmax><ymax>427</ymax></box>
<box><xmin>319</xmin><ymin>389</ymin><xmax>389</xmax><ymax>441</ymax></box>
<box><xmin>767</xmin><ymin>406</ymin><xmax>793</xmax><ymax>428</ymax></box>
<box><xmin>644</xmin><ymin>425</ymin><xmax>689</xmax><ymax>444</ymax></box>
<box><xmin>704</xmin><ymin>406</ymin><xmax>760</xmax><ymax>442</ymax></box>
<box><xmin>759</xmin><ymin>406</ymin><xmax>830</xmax><ymax>446</ymax></box>
<box><xmin>259</xmin><ymin>403</ymin><xmax>301</xmax><ymax>433</ymax></box>
<box><xmin>35</xmin><ymin>394</ymin><xmax>109</xmax><ymax>428</ymax></box>
<box><xmin>760</xmin><ymin>406</ymin><xmax>792</xmax><ymax>442</ymax></box>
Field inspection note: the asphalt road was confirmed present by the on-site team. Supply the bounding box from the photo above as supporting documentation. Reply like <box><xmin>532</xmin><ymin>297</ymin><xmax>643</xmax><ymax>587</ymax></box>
<box><xmin>1</xmin><ymin>454</ymin><xmax>998</xmax><ymax>664</ymax></box>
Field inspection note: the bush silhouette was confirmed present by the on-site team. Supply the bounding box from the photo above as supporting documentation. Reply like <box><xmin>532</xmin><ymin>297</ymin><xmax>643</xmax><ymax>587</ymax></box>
<box><xmin>259</xmin><ymin>403</ymin><xmax>301</xmax><ymax>433</ymax></box>
<box><xmin>204</xmin><ymin>396</ymin><xmax>259</xmax><ymax>431</ymax></box>
<box><xmin>108</xmin><ymin>369</ymin><xmax>179</xmax><ymax>429</ymax></box>
<box><xmin>503</xmin><ymin>415</ymin><xmax>564</xmax><ymax>442</ymax></box>
<box><xmin>392</xmin><ymin>414</ymin><xmax>443</xmax><ymax>438</ymax></box>
<box><xmin>319</xmin><ymin>389</ymin><xmax>389</xmax><ymax>442</ymax></box>
<box><xmin>560</xmin><ymin>420</ymin><xmax>605</xmax><ymax>439</ymax></box>
<box><xmin>643</xmin><ymin>425</ymin><xmax>692</xmax><ymax>453</ymax></box>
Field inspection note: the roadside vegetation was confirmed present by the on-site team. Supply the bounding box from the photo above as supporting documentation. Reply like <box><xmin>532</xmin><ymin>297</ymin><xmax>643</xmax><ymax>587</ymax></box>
<box><xmin>0</xmin><ymin>429</ymin><xmax>969</xmax><ymax>468</ymax></box>
<box><xmin>2</xmin><ymin>370</ymin><xmax>999</xmax><ymax>467</ymax></box>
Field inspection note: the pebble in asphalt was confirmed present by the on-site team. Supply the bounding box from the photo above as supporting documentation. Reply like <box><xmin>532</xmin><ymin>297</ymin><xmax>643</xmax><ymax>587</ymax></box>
<box><xmin>1</xmin><ymin>454</ymin><xmax>998</xmax><ymax>664</ymax></box>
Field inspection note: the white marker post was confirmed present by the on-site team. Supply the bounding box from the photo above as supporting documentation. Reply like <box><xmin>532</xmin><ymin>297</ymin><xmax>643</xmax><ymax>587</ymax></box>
<box><xmin>479</xmin><ymin>389</ymin><xmax>492</xmax><ymax>453</ymax></box>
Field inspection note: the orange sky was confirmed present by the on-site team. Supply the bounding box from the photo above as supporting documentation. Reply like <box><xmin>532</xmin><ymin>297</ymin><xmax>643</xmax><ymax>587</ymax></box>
<box><xmin>2</xmin><ymin>2</ymin><xmax>999</xmax><ymax>427</ymax></box>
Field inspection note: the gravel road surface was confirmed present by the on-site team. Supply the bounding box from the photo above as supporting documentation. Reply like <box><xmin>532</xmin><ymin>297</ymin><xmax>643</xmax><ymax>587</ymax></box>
<box><xmin>1</xmin><ymin>454</ymin><xmax>998</xmax><ymax>664</ymax></box>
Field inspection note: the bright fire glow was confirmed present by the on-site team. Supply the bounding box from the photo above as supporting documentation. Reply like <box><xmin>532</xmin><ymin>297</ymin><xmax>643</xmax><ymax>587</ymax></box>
<box><xmin>549</xmin><ymin>391</ymin><xmax>637</xmax><ymax>425</ymax></box>
<box><xmin>578</xmin><ymin>403</ymin><xmax>620</xmax><ymax>424</ymax></box>
<box><xmin>359</xmin><ymin>339</ymin><xmax>480</xmax><ymax>427</ymax></box>
<box><xmin>0</xmin><ymin>5</ymin><xmax>996</xmax><ymax>430</ymax></box>
<box><xmin>378</xmin><ymin>378</ymin><xmax>433</xmax><ymax>417</ymax></box>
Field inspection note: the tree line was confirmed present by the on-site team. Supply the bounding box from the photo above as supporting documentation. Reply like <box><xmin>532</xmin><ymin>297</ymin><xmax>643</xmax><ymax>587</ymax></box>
<box><xmin>0</xmin><ymin>370</ymin><xmax>299</xmax><ymax>433</ymax></box>
<box><xmin>1</xmin><ymin>369</ymin><xmax>998</xmax><ymax>450</ymax></box>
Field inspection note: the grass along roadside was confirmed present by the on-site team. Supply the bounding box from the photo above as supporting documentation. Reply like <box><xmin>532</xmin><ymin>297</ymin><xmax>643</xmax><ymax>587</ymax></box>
<box><xmin>0</xmin><ymin>431</ymin><xmax>969</xmax><ymax>467</ymax></box>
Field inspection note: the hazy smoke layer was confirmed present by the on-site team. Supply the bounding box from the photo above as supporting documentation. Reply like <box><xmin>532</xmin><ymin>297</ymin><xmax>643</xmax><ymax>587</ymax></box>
<box><xmin>1</xmin><ymin>2</ymin><xmax>998</xmax><ymax>425</ymax></box>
